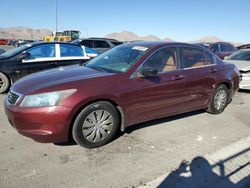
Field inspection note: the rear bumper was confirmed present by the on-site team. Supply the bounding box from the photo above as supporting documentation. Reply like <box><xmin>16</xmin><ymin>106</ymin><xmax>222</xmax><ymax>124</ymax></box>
<box><xmin>4</xmin><ymin>99</ymin><xmax>73</xmax><ymax>143</ymax></box>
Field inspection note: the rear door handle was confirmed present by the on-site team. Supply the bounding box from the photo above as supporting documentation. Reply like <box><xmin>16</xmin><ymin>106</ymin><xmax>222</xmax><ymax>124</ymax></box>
<box><xmin>171</xmin><ymin>74</ymin><xmax>186</xmax><ymax>81</ymax></box>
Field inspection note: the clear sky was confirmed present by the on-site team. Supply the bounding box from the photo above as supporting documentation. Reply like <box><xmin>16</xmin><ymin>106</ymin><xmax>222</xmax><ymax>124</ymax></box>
<box><xmin>0</xmin><ymin>0</ymin><xmax>250</xmax><ymax>43</ymax></box>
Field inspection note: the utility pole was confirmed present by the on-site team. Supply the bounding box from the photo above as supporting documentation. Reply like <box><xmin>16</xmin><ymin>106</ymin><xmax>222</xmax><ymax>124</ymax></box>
<box><xmin>55</xmin><ymin>0</ymin><xmax>58</xmax><ymax>33</ymax></box>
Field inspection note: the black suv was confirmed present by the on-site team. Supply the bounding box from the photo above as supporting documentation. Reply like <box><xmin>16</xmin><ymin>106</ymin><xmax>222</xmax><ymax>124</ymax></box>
<box><xmin>72</xmin><ymin>38</ymin><xmax>123</xmax><ymax>53</ymax></box>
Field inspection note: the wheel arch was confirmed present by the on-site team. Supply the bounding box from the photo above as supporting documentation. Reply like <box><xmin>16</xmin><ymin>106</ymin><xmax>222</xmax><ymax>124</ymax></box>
<box><xmin>219</xmin><ymin>81</ymin><xmax>231</xmax><ymax>90</ymax></box>
<box><xmin>67</xmin><ymin>98</ymin><xmax>126</xmax><ymax>142</ymax></box>
<box><xmin>0</xmin><ymin>71</ymin><xmax>12</xmax><ymax>82</ymax></box>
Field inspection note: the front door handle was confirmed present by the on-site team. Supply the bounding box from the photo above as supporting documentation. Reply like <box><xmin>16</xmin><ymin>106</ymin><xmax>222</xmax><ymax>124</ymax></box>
<box><xmin>171</xmin><ymin>74</ymin><xmax>186</xmax><ymax>81</ymax></box>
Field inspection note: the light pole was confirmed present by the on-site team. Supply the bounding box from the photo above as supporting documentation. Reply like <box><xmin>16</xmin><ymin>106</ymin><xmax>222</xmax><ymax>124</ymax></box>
<box><xmin>82</xmin><ymin>28</ymin><xmax>89</xmax><ymax>38</ymax></box>
<box><xmin>55</xmin><ymin>0</ymin><xmax>58</xmax><ymax>33</ymax></box>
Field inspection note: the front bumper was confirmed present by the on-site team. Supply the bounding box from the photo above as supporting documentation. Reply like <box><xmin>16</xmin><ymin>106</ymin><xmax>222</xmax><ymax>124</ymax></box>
<box><xmin>4</xmin><ymin>99</ymin><xmax>73</xmax><ymax>143</ymax></box>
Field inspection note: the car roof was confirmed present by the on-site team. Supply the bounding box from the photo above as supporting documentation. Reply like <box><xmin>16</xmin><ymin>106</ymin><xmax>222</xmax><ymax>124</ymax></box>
<box><xmin>197</xmin><ymin>42</ymin><xmax>234</xmax><ymax>45</ymax></box>
<box><xmin>77</xmin><ymin>38</ymin><xmax>121</xmax><ymax>42</ymax></box>
<box><xmin>121</xmin><ymin>41</ymin><xmax>207</xmax><ymax>49</ymax></box>
<box><xmin>28</xmin><ymin>41</ymin><xmax>82</xmax><ymax>46</ymax></box>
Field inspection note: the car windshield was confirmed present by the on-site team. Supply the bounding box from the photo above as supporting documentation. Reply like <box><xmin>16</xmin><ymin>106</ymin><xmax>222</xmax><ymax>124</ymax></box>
<box><xmin>0</xmin><ymin>44</ymin><xmax>31</xmax><ymax>58</ymax></box>
<box><xmin>228</xmin><ymin>50</ymin><xmax>250</xmax><ymax>61</ymax></box>
<box><xmin>85</xmin><ymin>45</ymin><xmax>149</xmax><ymax>73</ymax></box>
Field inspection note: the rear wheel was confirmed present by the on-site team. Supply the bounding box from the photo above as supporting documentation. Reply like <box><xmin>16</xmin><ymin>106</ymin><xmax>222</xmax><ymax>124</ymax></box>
<box><xmin>0</xmin><ymin>72</ymin><xmax>10</xmax><ymax>94</ymax></box>
<box><xmin>207</xmin><ymin>84</ymin><xmax>229</xmax><ymax>114</ymax></box>
<box><xmin>72</xmin><ymin>101</ymin><xmax>119</xmax><ymax>148</ymax></box>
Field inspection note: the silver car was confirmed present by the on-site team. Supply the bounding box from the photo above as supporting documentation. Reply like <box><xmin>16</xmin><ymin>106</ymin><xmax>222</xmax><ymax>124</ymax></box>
<box><xmin>224</xmin><ymin>49</ymin><xmax>250</xmax><ymax>90</ymax></box>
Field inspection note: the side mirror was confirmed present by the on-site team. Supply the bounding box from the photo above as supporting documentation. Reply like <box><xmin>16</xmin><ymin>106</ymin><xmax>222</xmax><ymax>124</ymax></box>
<box><xmin>18</xmin><ymin>52</ymin><xmax>31</xmax><ymax>60</ymax></box>
<box><xmin>140</xmin><ymin>67</ymin><xmax>158</xmax><ymax>77</ymax></box>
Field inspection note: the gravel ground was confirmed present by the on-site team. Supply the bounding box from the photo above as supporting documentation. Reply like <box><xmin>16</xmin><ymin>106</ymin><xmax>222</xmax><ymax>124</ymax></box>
<box><xmin>0</xmin><ymin>90</ymin><xmax>249</xmax><ymax>188</ymax></box>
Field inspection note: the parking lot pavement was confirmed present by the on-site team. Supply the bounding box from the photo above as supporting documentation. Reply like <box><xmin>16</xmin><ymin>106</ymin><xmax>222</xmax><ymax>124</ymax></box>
<box><xmin>140</xmin><ymin>136</ymin><xmax>250</xmax><ymax>188</ymax></box>
<box><xmin>0</xmin><ymin>91</ymin><xmax>249</xmax><ymax>188</ymax></box>
<box><xmin>0</xmin><ymin>45</ymin><xmax>14</xmax><ymax>51</ymax></box>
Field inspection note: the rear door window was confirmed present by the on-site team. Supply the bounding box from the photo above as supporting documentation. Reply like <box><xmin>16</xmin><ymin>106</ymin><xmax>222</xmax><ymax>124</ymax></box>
<box><xmin>60</xmin><ymin>44</ymin><xmax>84</xmax><ymax>57</ymax></box>
<box><xmin>182</xmin><ymin>47</ymin><xmax>206</xmax><ymax>68</ymax></box>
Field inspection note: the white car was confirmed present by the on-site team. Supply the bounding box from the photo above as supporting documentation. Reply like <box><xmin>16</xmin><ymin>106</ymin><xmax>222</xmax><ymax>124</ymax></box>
<box><xmin>224</xmin><ymin>49</ymin><xmax>250</xmax><ymax>90</ymax></box>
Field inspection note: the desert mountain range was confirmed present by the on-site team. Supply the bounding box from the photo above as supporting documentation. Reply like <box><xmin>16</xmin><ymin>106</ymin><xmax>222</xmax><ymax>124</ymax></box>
<box><xmin>105</xmin><ymin>31</ymin><xmax>174</xmax><ymax>42</ymax></box>
<box><xmin>0</xmin><ymin>27</ymin><xmax>243</xmax><ymax>46</ymax></box>
<box><xmin>0</xmin><ymin>27</ymin><xmax>51</xmax><ymax>40</ymax></box>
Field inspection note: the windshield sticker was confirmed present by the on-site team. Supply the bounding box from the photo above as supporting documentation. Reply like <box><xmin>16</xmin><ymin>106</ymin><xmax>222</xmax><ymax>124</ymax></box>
<box><xmin>132</xmin><ymin>46</ymin><xmax>148</xmax><ymax>51</ymax></box>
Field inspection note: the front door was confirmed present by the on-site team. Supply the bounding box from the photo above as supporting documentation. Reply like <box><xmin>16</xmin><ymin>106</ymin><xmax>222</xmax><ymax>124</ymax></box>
<box><xmin>14</xmin><ymin>43</ymin><xmax>57</xmax><ymax>81</ymax></box>
<box><xmin>127</xmin><ymin>47</ymin><xmax>187</xmax><ymax>125</ymax></box>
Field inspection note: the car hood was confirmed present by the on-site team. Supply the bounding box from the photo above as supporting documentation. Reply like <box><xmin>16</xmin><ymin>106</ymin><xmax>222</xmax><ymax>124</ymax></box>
<box><xmin>0</xmin><ymin>56</ymin><xmax>8</xmax><ymax>60</ymax></box>
<box><xmin>224</xmin><ymin>60</ymin><xmax>250</xmax><ymax>71</ymax></box>
<box><xmin>12</xmin><ymin>65</ymin><xmax>114</xmax><ymax>94</ymax></box>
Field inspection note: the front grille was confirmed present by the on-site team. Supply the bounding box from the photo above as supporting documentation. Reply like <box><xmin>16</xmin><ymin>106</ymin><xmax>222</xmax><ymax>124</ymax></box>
<box><xmin>8</xmin><ymin>91</ymin><xmax>21</xmax><ymax>105</ymax></box>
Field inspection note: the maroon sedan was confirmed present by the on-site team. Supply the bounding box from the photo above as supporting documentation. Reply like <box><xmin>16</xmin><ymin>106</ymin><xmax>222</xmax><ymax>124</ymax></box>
<box><xmin>197</xmin><ymin>42</ymin><xmax>237</xmax><ymax>60</ymax></box>
<box><xmin>4</xmin><ymin>42</ymin><xmax>240</xmax><ymax>148</ymax></box>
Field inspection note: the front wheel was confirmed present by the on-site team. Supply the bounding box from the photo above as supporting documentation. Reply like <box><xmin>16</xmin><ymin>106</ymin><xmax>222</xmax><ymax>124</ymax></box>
<box><xmin>72</xmin><ymin>101</ymin><xmax>119</xmax><ymax>148</ymax></box>
<box><xmin>0</xmin><ymin>72</ymin><xmax>10</xmax><ymax>94</ymax></box>
<box><xmin>207</xmin><ymin>84</ymin><xmax>229</xmax><ymax>114</ymax></box>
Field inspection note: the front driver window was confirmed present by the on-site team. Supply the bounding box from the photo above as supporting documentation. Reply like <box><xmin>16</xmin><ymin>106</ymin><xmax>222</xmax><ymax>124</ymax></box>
<box><xmin>142</xmin><ymin>47</ymin><xmax>177</xmax><ymax>73</ymax></box>
<box><xmin>26</xmin><ymin>44</ymin><xmax>56</xmax><ymax>59</ymax></box>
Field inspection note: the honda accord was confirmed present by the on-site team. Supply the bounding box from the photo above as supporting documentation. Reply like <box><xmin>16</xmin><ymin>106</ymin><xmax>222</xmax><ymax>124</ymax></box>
<box><xmin>5</xmin><ymin>42</ymin><xmax>240</xmax><ymax>148</ymax></box>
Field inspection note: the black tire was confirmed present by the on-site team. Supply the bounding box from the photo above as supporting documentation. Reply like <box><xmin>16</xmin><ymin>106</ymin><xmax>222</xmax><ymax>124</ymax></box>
<box><xmin>72</xmin><ymin>101</ymin><xmax>119</xmax><ymax>148</ymax></box>
<box><xmin>207</xmin><ymin>84</ymin><xmax>229</xmax><ymax>114</ymax></box>
<box><xmin>0</xmin><ymin>72</ymin><xmax>10</xmax><ymax>94</ymax></box>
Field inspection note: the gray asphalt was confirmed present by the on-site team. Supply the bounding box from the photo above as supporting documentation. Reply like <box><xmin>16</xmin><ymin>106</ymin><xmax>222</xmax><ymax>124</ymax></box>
<box><xmin>0</xmin><ymin>45</ymin><xmax>14</xmax><ymax>51</ymax></box>
<box><xmin>0</xmin><ymin>91</ymin><xmax>250</xmax><ymax>188</ymax></box>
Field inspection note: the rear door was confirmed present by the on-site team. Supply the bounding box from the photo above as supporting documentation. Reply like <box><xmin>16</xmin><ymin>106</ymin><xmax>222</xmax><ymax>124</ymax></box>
<box><xmin>180</xmin><ymin>46</ymin><xmax>218</xmax><ymax>110</ymax></box>
<box><xmin>57</xmin><ymin>44</ymin><xmax>89</xmax><ymax>66</ymax></box>
<box><xmin>127</xmin><ymin>46</ymin><xmax>187</xmax><ymax>125</ymax></box>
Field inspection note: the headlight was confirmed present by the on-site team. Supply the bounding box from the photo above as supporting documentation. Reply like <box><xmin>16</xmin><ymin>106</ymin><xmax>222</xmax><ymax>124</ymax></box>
<box><xmin>20</xmin><ymin>89</ymin><xmax>77</xmax><ymax>107</ymax></box>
